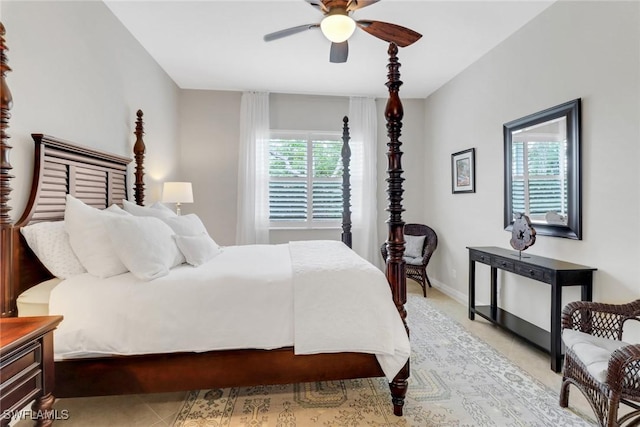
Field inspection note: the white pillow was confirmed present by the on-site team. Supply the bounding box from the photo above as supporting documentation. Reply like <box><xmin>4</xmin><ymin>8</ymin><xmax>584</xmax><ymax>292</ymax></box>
<box><xmin>405</xmin><ymin>235</ymin><xmax>426</xmax><ymax>258</ymax></box>
<box><xmin>150</xmin><ymin>202</ymin><xmax>177</xmax><ymax>216</ymax></box>
<box><xmin>64</xmin><ymin>195</ymin><xmax>128</xmax><ymax>278</ymax></box>
<box><xmin>174</xmin><ymin>234</ymin><xmax>222</xmax><ymax>266</ymax></box>
<box><xmin>105</xmin><ymin>204</ymin><xmax>132</xmax><ymax>216</ymax></box>
<box><xmin>122</xmin><ymin>199</ymin><xmax>176</xmax><ymax>219</ymax></box>
<box><xmin>20</xmin><ymin>221</ymin><xmax>86</xmax><ymax>279</ymax></box>
<box><xmin>161</xmin><ymin>214</ymin><xmax>209</xmax><ymax>236</ymax></box>
<box><xmin>103</xmin><ymin>215</ymin><xmax>185</xmax><ymax>281</ymax></box>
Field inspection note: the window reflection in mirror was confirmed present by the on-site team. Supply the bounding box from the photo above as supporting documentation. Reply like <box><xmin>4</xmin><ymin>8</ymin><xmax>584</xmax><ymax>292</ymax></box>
<box><xmin>511</xmin><ymin>117</ymin><xmax>568</xmax><ymax>225</ymax></box>
<box><xmin>503</xmin><ymin>99</ymin><xmax>581</xmax><ymax>240</ymax></box>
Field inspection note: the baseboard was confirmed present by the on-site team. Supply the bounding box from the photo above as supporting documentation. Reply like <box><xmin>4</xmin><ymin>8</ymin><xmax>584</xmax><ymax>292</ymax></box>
<box><xmin>430</xmin><ymin>279</ymin><xmax>467</xmax><ymax>305</ymax></box>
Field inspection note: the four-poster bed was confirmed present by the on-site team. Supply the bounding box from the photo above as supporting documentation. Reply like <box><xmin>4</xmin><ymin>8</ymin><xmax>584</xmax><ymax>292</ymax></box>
<box><xmin>0</xmin><ymin>22</ymin><xmax>411</xmax><ymax>416</ymax></box>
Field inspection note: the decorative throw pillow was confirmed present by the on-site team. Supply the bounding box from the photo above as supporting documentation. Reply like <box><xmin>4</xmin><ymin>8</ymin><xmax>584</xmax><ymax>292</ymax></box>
<box><xmin>102</xmin><ymin>215</ymin><xmax>185</xmax><ymax>281</ymax></box>
<box><xmin>404</xmin><ymin>234</ymin><xmax>426</xmax><ymax>258</ymax></box>
<box><xmin>122</xmin><ymin>199</ymin><xmax>176</xmax><ymax>219</ymax></box>
<box><xmin>64</xmin><ymin>195</ymin><xmax>129</xmax><ymax>278</ymax></box>
<box><xmin>20</xmin><ymin>221</ymin><xmax>86</xmax><ymax>279</ymax></box>
<box><xmin>174</xmin><ymin>234</ymin><xmax>222</xmax><ymax>266</ymax></box>
<box><xmin>160</xmin><ymin>214</ymin><xmax>209</xmax><ymax>236</ymax></box>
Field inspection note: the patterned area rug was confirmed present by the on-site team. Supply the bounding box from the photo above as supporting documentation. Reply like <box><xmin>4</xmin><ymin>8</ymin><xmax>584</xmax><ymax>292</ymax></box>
<box><xmin>173</xmin><ymin>295</ymin><xmax>594</xmax><ymax>426</ymax></box>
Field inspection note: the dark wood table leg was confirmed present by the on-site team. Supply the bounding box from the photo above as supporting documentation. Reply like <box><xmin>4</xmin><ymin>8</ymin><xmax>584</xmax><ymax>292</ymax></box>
<box><xmin>490</xmin><ymin>267</ymin><xmax>498</xmax><ymax>319</ymax></box>
<box><xmin>582</xmin><ymin>273</ymin><xmax>593</xmax><ymax>301</ymax></box>
<box><xmin>550</xmin><ymin>276</ymin><xmax>563</xmax><ymax>373</ymax></box>
<box><xmin>468</xmin><ymin>258</ymin><xmax>476</xmax><ymax>320</ymax></box>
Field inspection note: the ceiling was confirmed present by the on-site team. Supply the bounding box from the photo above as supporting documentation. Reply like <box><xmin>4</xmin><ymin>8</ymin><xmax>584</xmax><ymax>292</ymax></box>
<box><xmin>104</xmin><ymin>0</ymin><xmax>555</xmax><ymax>99</ymax></box>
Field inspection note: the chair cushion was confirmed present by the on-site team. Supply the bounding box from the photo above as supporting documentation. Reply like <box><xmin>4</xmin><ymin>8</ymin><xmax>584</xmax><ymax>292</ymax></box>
<box><xmin>562</xmin><ymin>328</ymin><xmax>631</xmax><ymax>383</ymax></box>
<box><xmin>403</xmin><ymin>256</ymin><xmax>424</xmax><ymax>265</ymax></box>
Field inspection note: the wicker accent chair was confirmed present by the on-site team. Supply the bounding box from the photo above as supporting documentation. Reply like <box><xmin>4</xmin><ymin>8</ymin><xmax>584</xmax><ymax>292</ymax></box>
<box><xmin>560</xmin><ymin>299</ymin><xmax>640</xmax><ymax>427</ymax></box>
<box><xmin>381</xmin><ymin>223</ymin><xmax>438</xmax><ymax>297</ymax></box>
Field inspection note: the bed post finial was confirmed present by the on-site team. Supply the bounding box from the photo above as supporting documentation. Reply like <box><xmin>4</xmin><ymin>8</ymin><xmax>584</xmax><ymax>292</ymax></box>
<box><xmin>384</xmin><ymin>42</ymin><xmax>409</xmax><ymax>416</ymax></box>
<box><xmin>133</xmin><ymin>109</ymin><xmax>146</xmax><ymax>206</ymax></box>
<box><xmin>341</xmin><ymin>116</ymin><xmax>352</xmax><ymax>248</ymax></box>
<box><xmin>0</xmin><ymin>21</ymin><xmax>15</xmax><ymax>317</ymax></box>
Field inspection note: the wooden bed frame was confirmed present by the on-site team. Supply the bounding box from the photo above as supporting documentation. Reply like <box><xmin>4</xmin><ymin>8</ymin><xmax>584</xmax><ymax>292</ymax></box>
<box><xmin>0</xmin><ymin>23</ymin><xmax>410</xmax><ymax>416</ymax></box>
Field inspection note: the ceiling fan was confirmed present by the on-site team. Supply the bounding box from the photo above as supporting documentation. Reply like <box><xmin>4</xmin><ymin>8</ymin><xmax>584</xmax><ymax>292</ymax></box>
<box><xmin>263</xmin><ymin>0</ymin><xmax>422</xmax><ymax>63</ymax></box>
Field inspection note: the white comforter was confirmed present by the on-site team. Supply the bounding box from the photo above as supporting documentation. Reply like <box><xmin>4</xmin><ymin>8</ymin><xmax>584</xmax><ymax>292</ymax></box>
<box><xmin>49</xmin><ymin>240</ymin><xmax>410</xmax><ymax>380</ymax></box>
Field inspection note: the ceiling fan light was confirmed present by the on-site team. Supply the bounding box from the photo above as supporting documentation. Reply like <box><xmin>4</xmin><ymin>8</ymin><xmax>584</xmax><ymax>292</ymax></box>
<box><xmin>320</xmin><ymin>14</ymin><xmax>356</xmax><ymax>43</ymax></box>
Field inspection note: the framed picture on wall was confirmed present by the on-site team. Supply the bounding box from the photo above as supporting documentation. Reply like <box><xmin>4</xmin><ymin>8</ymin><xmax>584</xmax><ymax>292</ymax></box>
<box><xmin>451</xmin><ymin>148</ymin><xmax>476</xmax><ymax>194</ymax></box>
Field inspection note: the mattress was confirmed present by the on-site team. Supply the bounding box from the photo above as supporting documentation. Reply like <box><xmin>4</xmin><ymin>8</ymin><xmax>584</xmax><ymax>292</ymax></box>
<box><xmin>17</xmin><ymin>278</ymin><xmax>61</xmax><ymax>317</ymax></box>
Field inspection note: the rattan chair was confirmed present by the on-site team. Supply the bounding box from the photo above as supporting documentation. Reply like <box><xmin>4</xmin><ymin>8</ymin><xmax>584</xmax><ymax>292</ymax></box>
<box><xmin>380</xmin><ymin>223</ymin><xmax>438</xmax><ymax>297</ymax></box>
<box><xmin>560</xmin><ymin>299</ymin><xmax>640</xmax><ymax>427</ymax></box>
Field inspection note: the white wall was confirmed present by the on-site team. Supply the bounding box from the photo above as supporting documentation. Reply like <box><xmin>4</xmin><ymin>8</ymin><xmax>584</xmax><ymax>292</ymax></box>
<box><xmin>423</xmin><ymin>1</ymin><xmax>640</xmax><ymax>330</ymax></box>
<box><xmin>177</xmin><ymin>90</ymin><xmax>241</xmax><ymax>246</ymax></box>
<box><xmin>1</xmin><ymin>0</ymin><xmax>180</xmax><ymax>218</ymax></box>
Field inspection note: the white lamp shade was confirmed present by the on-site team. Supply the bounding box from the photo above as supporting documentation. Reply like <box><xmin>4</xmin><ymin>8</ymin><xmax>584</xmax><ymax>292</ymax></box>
<box><xmin>320</xmin><ymin>14</ymin><xmax>356</xmax><ymax>43</ymax></box>
<box><xmin>162</xmin><ymin>182</ymin><xmax>193</xmax><ymax>203</ymax></box>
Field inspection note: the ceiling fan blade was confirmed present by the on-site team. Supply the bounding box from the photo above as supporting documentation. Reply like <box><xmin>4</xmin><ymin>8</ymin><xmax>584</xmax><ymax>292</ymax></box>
<box><xmin>329</xmin><ymin>41</ymin><xmax>349</xmax><ymax>63</ymax></box>
<box><xmin>346</xmin><ymin>0</ymin><xmax>380</xmax><ymax>12</ymax></box>
<box><xmin>264</xmin><ymin>24</ymin><xmax>320</xmax><ymax>42</ymax></box>
<box><xmin>356</xmin><ymin>20</ymin><xmax>422</xmax><ymax>47</ymax></box>
<box><xmin>305</xmin><ymin>0</ymin><xmax>328</xmax><ymax>13</ymax></box>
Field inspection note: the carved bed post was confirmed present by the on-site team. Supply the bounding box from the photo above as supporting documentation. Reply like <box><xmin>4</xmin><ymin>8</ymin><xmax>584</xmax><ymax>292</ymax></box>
<box><xmin>341</xmin><ymin>116</ymin><xmax>352</xmax><ymax>248</ymax></box>
<box><xmin>133</xmin><ymin>109</ymin><xmax>146</xmax><ymax>206</ymax></box>
<box><xmin>384</xmin><ymin>43</ymin><xmax>409</xmax><ymax>416</ymax></box>
<box><xmin>0</xmin><ymin>22</ymin><xmax>15</xmax><ymax>317</ymax></box>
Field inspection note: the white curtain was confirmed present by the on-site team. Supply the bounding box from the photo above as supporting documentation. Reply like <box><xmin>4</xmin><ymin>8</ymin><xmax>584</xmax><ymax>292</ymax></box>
<box><xmin>348</xmin><ymin>97</ymin><xmax>380</xmax><ymax>267</ymax></box>
<box><xmin>236</xmin><ymin>92</ymin><xmax>270</xmax><ymax>245</ymax></box>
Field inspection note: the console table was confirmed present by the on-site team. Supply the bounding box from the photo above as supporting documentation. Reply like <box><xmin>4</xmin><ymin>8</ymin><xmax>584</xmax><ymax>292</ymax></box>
<box><xmin>467</xmin><ymin>246</ymin><xmax>596</xmax><ymax>372</ymax></box>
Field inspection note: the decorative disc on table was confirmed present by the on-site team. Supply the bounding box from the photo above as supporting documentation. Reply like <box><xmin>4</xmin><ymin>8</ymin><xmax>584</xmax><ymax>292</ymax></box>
<box><xmin>510</xmin><ymin>213</ymin><xmax>536</xmax><ymax>257</ymax></box>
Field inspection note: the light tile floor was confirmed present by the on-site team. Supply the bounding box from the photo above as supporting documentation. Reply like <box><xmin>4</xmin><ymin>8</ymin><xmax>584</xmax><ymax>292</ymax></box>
<box><xmin>12</xmin><ymin>281</ymin><xmax>597</xmax><ymax>426</ymax></box>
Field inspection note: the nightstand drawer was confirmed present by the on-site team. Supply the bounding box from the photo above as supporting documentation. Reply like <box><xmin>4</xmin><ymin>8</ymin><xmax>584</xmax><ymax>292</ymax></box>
<box><xmin>0</xmin><ymin>368</ymin><xmax>42</xmax><ymax>412</ymax></box>
<box><xmin>1</xmin><ymin>341</ymin><xmax>41</xmax><ymax>383</ymax></box>
<box><xmin>515</xmin><ymin>264</ymin><xmax>551</xmax><ymax>283</ymax></box>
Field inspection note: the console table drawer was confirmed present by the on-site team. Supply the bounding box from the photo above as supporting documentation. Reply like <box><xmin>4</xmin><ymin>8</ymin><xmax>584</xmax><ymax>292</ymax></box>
<box><xmin>470</xmin><ymin>251</ymin><xmax>490</xmax><ymax>264</ymax></box>
<box><xmin>491</xmin><ymin>257</ymin><xmax>515</xmax><ymax>272</ymax></box>
<box><xmin>515</xmin><ymin>264</ymin><xmax>551</xmax><ymax>283</ymax></box>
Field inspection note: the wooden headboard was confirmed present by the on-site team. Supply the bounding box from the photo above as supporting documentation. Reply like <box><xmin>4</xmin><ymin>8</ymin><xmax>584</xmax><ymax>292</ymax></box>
<box><xmin>7</xmin><ymin>135</ymin><xmax>135</xmax><ymax>315</ymax></box>
<box><xmin>16</xmin><ymin>134</ymin><xmax>131</xmax><ymax>224</ymax></box>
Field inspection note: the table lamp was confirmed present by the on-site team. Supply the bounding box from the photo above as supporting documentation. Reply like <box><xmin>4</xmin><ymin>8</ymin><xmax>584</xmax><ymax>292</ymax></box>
<box><xmin>161</xmin><ymin>182</ymin><xmax>193</xmax><ymax>215</ymax></box>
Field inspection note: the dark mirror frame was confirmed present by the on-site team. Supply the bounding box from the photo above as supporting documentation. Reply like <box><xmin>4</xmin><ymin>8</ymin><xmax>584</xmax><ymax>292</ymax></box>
<box><xmin>503</xmin><ymin>98</ymin><xmax>582</xmax><ymax>240</ymax></box>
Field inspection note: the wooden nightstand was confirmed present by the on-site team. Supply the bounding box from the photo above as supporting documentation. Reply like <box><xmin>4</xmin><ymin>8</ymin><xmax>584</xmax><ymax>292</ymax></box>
<box><xmin>1</xmin><ymin>316</ymin><xmax>63</xmax><ymax>427</ymax></box>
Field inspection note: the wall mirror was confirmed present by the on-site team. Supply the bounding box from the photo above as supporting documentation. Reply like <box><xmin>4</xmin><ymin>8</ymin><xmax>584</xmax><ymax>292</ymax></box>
<box><xmin>503</xmin><ymin>98</ymin><xmax>582</xmax><ymax>240</ymax></box>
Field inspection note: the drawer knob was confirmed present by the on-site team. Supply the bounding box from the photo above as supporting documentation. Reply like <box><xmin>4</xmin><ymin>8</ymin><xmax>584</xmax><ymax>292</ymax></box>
<box><xmin>529</xmin><ymin>270</ymin><xmax>535</xmax><ymax>275</ymax></box>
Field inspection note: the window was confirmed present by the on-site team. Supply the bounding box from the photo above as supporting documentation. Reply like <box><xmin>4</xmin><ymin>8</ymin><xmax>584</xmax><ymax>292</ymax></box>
<box><xmin>269</xmin><ymin>131</ymin><xmax>344</xmax><ymax>227</ymax></box>
<box><xmin>511</xmin><ymin>140</ymin><xmax>567</xmax><ymax>221</ymax></box>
